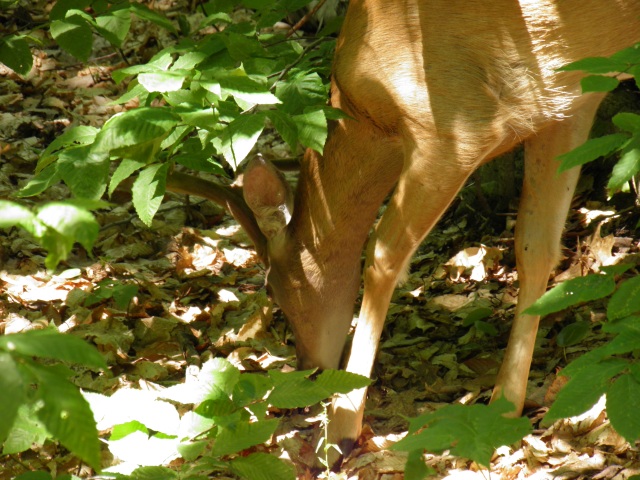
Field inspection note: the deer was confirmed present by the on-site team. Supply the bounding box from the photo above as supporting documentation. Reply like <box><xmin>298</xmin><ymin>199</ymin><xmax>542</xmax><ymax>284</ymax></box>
<box><xmin>167</xmin><ymin>0</ymin><xmax>640</xmax><ymax>458</ymax></box>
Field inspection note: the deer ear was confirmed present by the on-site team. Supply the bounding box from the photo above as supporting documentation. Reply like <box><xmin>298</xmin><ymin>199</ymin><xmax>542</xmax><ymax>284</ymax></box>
<box><xmin>242</xmin><ymin>155</ymin><xmax>293</xmax><ymax>239</ymax></box>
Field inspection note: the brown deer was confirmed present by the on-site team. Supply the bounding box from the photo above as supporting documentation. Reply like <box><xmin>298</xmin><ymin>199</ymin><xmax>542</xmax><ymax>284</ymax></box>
<box><xmin>167</xmin><ymin>0</ymin><xmax>640</xmax><ymax>455</ymax></box>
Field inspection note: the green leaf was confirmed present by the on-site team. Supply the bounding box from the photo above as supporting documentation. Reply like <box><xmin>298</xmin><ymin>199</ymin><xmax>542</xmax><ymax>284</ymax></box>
<box><xmin>524</xmin><ymin>273</ymin><xmax>616</xmax><ymax>317</ymax></box>
<box><xmin>92</xmin><ymin>107</ymin><xmax>179</xmax><ymax>156</ymax></box>
<box><xmin>129</xmin><ymin>3</ymin><xmax>177</xmax><ymax>33</ymax></box>
<box><xmin>545</xmin><ymin>358</ymin><xmax>628</xmax><ymax>422</ymax></box>
<box><xmin>139</xmin><ymin>70</ymin><xmax>188</xmax><ymax>93</ymax></box>
<box><xmin>293</xmin><ymin>109</ymin><xmax>327</xmax><ymax>153</ymax></box>
<box><xmin>275</xmin><ymin>71</ymin><xmax>327</xmax><ymax>114</ymax></box>
<box><xmin>3</xmin><ymin>402</ymin><xmax>51</xmax><ymax>455</ymax></box>
<box><xmin>559</xmin><ymin>56</ymin><xmax>626</xmax><ymax>74</ymax></box>
<box><xmin>556</xmin><ymin>321</ymin><xmax>590</xmax><ymax>347</ymax></box>
<box><xmin>607</xmin><ymin>373</ymin><xmax>640</xmax><ymax>443</ymax></box>
<box><xmin>0</xmin><ymin>36</ymin><xmax>32</xmax><ymax>76</ymax></box>
<box><xmin>0</xmin><ymin>201</ymin><xmax>35</xmax><ymax>229</ymax></box>
<box><xmin>393</xmin><ymin>397</ymin><xmax>530</xmax><ymax>468</ymax></box>
<box><xmin>49</xmin><ymin>0</ymin><xmax>91</xmax><ymax>21</ymax></box>
<box><xmin>218</xmin><ymin>113</ymin><xmax>265</xmax><ymax>169</ymax></box>
<box><xmin>36</xmin><ymin>202</ymin><xmax>100</xmax><ymax>253</ymax></box>
<box><xmin>580</xmin><ymin>75</ymin><xmax>619</xmax><ymax>93</ymax></box>
<box><xmin>607</xmin><ymin>276</ymin><xmax>640</xmax><ymax>321</ymax></box>
<box><xmin>132</xmin><ymin>162</ymin><xmax>169</xmax><ymax>226</ymax></box>
<box><xmin>110</xmin><ymin>420</ymin><xmax>148</xmax><ymax>441</ymax></box>
<box><xmin>0</xmin><ymin>329</ymin><xmax>106</xmax><ymax>370</ymax></box>
<box><xmin>612</xmin><ymin>112</ymin><xmax>640</xmax><ymax>134</ymax></box>
<box><xmin>95</xmin><ymin>10</ymin><xmax>131</xmax><ymax>48</ymax></box>
<box><xmin>58</xmin><ymin>147</ymin><xmax>109</xmax><ymax>200</ymax></box>
<box><xmin>557</xmin><ymin>133</ymin><xmax>629</xmax><ymax>172</ymax></box>
<box><xmin>220</xmin><ymin>76</ymin><xmax>281</xmax><ymax>106</ymax></box>
<box><xmin>314</xmin><ymin>369</ymin><xmax>371</xmax><ymax>395</ymax></box>
<box><xmin>229</xmin><ymin>452</ymin><xmax>296</xmax><ymax>480</ymax></box>
<box><xmin>37</xmin><ymin>125</ymin><xmax>99</xmax><ymax>173</ymax></box>
<box><xmin>404</xmin><ymin>449</ymin><xmax>434</xmax><ymax>480</ymax></box>
<box><xmin>233</xmin><ymin>373</ymin><xmax>273</xmax><ymax>408</ymax></box>
<box><xmin>109</xmin><ymin>158</ymin><xmax>146</xmax><ymax>196</ymax></box>
<box><xmin>50</xmin><ymin>16</ymin><xmax>93</xmax><ymax>62</ymax></box>
<box><xmin>212</xmin><ymin>419</ymin><xmax>279</xmax><ymax>457</ymax></box>
<box><xmin>267</xmin><ymin>370</ymin><xmax>329</xmax><ymax>408</ymax></box>
<box><xmin>267</xmin><ymin>110</ymin><xmax>298</xmax><ymax>151</ymax></box>
<box><xmin>28</xmin><ymin>363</ymin><xmax>101</xmax><ymax>469</ymax></box>
<box><xmin>17</xmin><ymin>164</ymin><xmax>63</xmax><ymax>198</ymax></box>
<box><xmin>0</xmin><ymin>353</ymin><xmax>24</xmax><ymax>443</ymax></box>
<box><xmin>608</xmin><ymin>139</ymin><xmax>640</xmax><ymax>194</ymax></box>
<box><xmin>128</xmin><ymin>466</ymin><xmax>179</xmax><ymax>480</ymax></box>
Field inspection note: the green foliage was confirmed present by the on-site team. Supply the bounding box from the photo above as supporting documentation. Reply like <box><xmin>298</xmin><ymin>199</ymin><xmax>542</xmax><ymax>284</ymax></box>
<box><xmin>84</xmin><ymin>279</ymin><xmax>139</xmax><ymax>309</ymax></box>
<box><xmin>0</xmin><ymin>0</ymin><xmax>342</xmax><ymax>269</ymax></box>
<box><xmin>0</xmin><ymin>199</ymin><xmax>105</xmax><ymax>270</ymax></box>
<box><xmin>86</xmin><ymin>357</ymin><xmax>369</xmax><ymax>479</ymax></box>
<box><xmin>558</xmin><ymin>43</ymin><xmax>640</xmax><ymax>195</ymax></box>
<box><xmin>0</xmin><ymin>329</ymin><xmax>107</xmax><ymax>470</ymax></box>
<box><xmin>393</xmin><ymin>397</ymin><xmax>531</xmax><ymax>476</ymax></box>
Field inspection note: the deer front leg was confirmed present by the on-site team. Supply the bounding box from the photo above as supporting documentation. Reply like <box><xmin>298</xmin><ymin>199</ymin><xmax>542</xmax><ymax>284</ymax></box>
<box><xmin>330</xmin><ymin>144</ymin><xmax>477</xmax><ymax>455</ymax></box>
<box><xmin>492</xmin><ymin>95</ymin><xmax>605</xmax><ymax>414</ymax></box>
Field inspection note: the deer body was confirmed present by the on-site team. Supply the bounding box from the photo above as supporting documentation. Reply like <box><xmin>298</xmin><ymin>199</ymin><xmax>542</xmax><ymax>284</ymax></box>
<box><xmin>168</xmin><ymin>0</ymin><xmax>640</xmax><ymax>455</ymax></box>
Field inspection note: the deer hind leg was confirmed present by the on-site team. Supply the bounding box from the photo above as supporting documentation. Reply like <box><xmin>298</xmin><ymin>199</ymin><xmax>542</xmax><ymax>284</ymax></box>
<box><xmin>492</xmin><ymin>94</ymin><xmax>605</xmax><ymax>414</ymax></box>
<box><xmin>329</xmin><ymin>138</ymin><xmax>480</xmax><ymax>453</ymax></box>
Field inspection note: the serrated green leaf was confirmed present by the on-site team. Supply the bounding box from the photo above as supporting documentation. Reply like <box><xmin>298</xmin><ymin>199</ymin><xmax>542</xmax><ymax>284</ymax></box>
<box><xmin>293</xmin><ymin>109</ymin><xmax>327</xmax><ymax>153</ymax></box>
<box><xmin>28</xmin><ymin>363</ymin><xmax>101</xmax><ymax>469</ymax></box>
<box><xmin>0</xmin><ymin>329</ymin><xmax>106</xmax><ymax>370</ymax></box>
<box><xmin>110</xmin><ymin>420</ymin><xmax>148</xmax><ymax>441</ymax></box>
<box><xmin>314</xmin><ymin>369</ymin><xmax>371</xmax><ymax>395</ymax></box>
<box><xmin>0</xmin><ymin>353</ymin><xmax>24</xmax><ymax>443</ymax></box>
<box><xmin>0</xmin><ymin>201</ymin><xmax>34</xmax><ymax>229</ymax></box>
<box><xmin>50</xmin><ymin>16</ymin><xmax>93</xmax><ymax>62</ymax></box>
<box><xmin>229</xmin><ymin>452</ymin><xmax>296</xmax><ymax>480</ymax></box>
<box><xmin>37</xmin><ymin>125</ymin><xmax>99</xmax><ymax>173</ymax></box>
<box><xmin>556</xmin><ymin>321</ymin><xmax>590</xmax><ymax>347</ymax></box>
<box><xmin>92</xmin><ymin>107</ymin><xmax>179</xmax><ymax>155</ymax></box>
<box><xmin>0</xmin><ymin>36</ymin><xmax>32</xmax><ymax>76</ymax></box>
<box><xmin>17</xmin><ymin>164</ymin><xmax>63</xmax><ymax>198</ymax></box>
<box><xmin>607</xmin><ymin>373</ymin><xmax>640</xmax><ymax>442</ymax></box>
<box><xmin>608</xmin><ymin>140</ymin><xmax>640</xmax><ymax>194</ymax></box>
<box><xmin>580</xmin><ymin>75</ymin><xmax>619</xmax><ymax>93</ymax></box>
<box><xmin>267</xmin><ymin>375</ymin><xmax>328</xmax><ymax>408</ymax></box>
<box><xmin>95</xmin><ymin>10</ymin><xmax>131</xmax><ymax>48</ymax></box>
<box><xmin>607</xmin><ymin>276</ymin><xmax>640</xmax><ymax>321</ymax></box>
<box><xmin>267</xmin><ymin>110</ymin><xmax>298</xmax><ymax>150</ymax></box>
<box><xmin>233</xmin><ymin>373</ymin><xmax>273</xmax><ymax>407</ymax></box>
<box><xmin>218</xmin><ymin>113</ymin><xmax>265</xmax><ymax>169</ymax></box>
<box><xmin>524</xmin><ymin>273</ymin><xmax>616</xmax><ymax>316</ymax></box>
<box><xmin>557</xmin><ymin>133</ymin><xmax>628</xmax><ymax>172</ymax></box>
<box><xmin>132</xmin><ymin>162</ymin><xmax>169</xmax><ymax>226</ymax></box>
<box><xmin>109</xmin><ymin>158</ymin><xmax>146</xmax><ymax>196</ymax></box>
<box><xmin>393</xmin><ymin>398</ymin><xmax>530</xmax><ymax>467</ymax></box>
<box><xmin>212</xmin><ymin>419</ymin><xmax>279</xmax><ymax>457</ymax></box>
<box><xmin>275</xmin><ymin>71</ymin><xmax>327</xmax><ymax>114</ymax></box>
<box><xmin>545</xmin><ymin>358</ymin><xmax>628</xmax><ymax>421</ymax></box>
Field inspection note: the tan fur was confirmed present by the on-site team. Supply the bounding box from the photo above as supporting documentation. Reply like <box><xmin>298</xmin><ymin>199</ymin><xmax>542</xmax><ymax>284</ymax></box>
<box><xmin>237</xmin><ymin>0</ymin><xmax>640</xmax><ymax>454</ymax></box>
